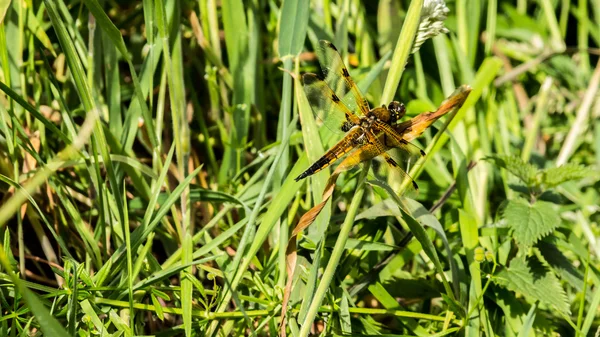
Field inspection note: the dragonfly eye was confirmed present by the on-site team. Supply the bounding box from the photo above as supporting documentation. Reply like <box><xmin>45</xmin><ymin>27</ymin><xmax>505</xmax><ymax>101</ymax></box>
<box><xmin>387</xmin><ymin>101</ymin><xmax>406</xmax><ymax>123</ymax></box>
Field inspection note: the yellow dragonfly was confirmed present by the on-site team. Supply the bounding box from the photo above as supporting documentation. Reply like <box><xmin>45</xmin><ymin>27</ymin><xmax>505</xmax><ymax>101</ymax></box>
<box><xmin>296</xmin><ymin>40</ymin><xmax>470</xmax><ymax>191</ymax></box>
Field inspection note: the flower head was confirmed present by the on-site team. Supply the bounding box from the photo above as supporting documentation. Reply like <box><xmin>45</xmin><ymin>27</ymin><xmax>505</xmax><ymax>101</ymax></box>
<box><xmin>412</xmin><ymin>0</ymin><xmax>450</xmax><ymax>54</ymax></box>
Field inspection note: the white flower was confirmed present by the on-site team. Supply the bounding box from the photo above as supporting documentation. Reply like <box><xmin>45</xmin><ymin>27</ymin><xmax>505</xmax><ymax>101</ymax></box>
<box><xmin>412</xmin><ymin>0</ymin><xmax>450</xmax><ymax>54</ymax></box>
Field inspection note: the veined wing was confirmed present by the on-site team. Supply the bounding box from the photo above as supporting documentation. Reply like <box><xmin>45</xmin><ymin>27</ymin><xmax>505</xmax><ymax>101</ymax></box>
<box><xmin>316</xmin><ymin>40</ymin><xmax>370</xmax><ymax>117</ymax></box>
<box><xmin>303</xmin><ymin>73</ymin><xmax>360</xmax><ymax>135</ymax></box>
<box><xmin>295</xmin><ymin>127</ymin><xmax>364</xmax><ymax>181</ymax></box>
<box><xmin>335</xmin><ymin>131</ymin><xmax>419</xmax><ymax>192</ymax></box>
<box><xmin>374</xmin><ymin>120</ymin><xmax>426</xmax><ymax>168</ymax></box>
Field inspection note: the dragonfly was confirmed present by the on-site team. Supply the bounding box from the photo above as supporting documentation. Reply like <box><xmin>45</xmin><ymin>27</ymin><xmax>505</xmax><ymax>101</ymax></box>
<box><xmin>295</xmin><ymin>40</ymin><xmax>469</xmax><ymax>191</ymax></box>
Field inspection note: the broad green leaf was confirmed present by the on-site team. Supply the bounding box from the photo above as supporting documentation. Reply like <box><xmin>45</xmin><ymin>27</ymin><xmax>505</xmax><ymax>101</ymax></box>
<box><xmin>218</xmin><ymin>0</ymin><xmax>254</xmax><ymax>182</ymax></box>
<box><xmin>538</xmin><ymin>241</ymin><xmax>589</xmax><ymax>295</ymax></box>
<box><xmin>542</xmin><ymin>163</ymin><xmax>596</xmax><ymax>188</ymax></box>
<box><xmin>495</xmin><ymin>256</ymin><xmax>570</xmax><ymax>315</ymax></box>
<box><xmin>485</xmin><ymin>155</ymin><xmax>538</xmax><ymax>187</ymax></box>
<box><xmin>504</xmin><ymin>199</ymin><xmax>561</xmax><ymax>247</ymax></box>
<box><xmin>87</xmin><ymin>0</ymin><xmax>159</xmax><ymax>149</ymax></box>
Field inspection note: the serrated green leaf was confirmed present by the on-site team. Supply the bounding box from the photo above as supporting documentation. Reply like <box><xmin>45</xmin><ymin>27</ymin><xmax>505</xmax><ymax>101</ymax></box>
<box><xmin>541</xmin><ymin>163</ymin><xmax>595</xmax><ymax>189</ymax></box>
<box><xmin>504</xmin><ymin>199</ymin><xmax>561</xmax><ymax>247</ymax></box>
<box><xmin>485</xmin><ymin>155</ymin><xmax>538</xmax><ymax>187</ymax></box>
<box><xmin>495</xmin><ymin>256</ymin><xmax>570</xmax><ymax>315</ymax></box>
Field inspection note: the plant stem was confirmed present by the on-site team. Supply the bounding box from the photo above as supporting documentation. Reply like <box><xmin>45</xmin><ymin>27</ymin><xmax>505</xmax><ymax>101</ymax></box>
<box><xmin>297</xmin><ymin>162</ymin><xmax>370</xmax><ymax>337</ymax></box>
<box><xmin>380</xmin><ymin>0</ymin><xmax>423</xmax><ymax>104</ymax></box>
<box><xmin>521</xmin><ymin>77</ymin><xmax>553</xmax><ymax>162</ymax></box>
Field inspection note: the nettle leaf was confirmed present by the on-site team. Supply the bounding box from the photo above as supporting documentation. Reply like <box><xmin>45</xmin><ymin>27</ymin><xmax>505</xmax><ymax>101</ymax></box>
<box><xmin>504</xmin><ymin>199</ymin><xmax>560</xmax><ymax>247</ymax></box>
<box><xmin>485</xmin><ymin>155</ymin><xmax>538</xmax><ymax>187</ymax></box>
<box><xmin>541</xmin><ymin>163</ymin><xmax>596</xmax><ymax>188</ymax></box>
<box><xmin>495</xmin><ymin>256</ymin><xmax>570</xmax><ymax>315</ymax></box>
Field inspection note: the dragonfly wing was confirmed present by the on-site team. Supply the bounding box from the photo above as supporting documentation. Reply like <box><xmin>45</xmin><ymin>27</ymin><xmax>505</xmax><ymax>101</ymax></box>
<box><xmin>373</xmin><ymin>121</ymin><xmax>425</xmax><ymax>167</ymax></box>
<box><xmin>394</xmin><ymin>85</ymin><xmax>471</xmax><ymax>142</ymax></box>
<box><xmin>295</xmin><ymin>128</ymin><xmax>363</xmax><ymax>181</ymax></box>
<box><xmin>303</xmin><ymin>73</ymin><xmax>360</xmax><ymax>135</ymax></box>
<box><xmin>316</xmin><ymin>40</ymin><xmax>370</xmax><ymax>117</ymax></box>
<box><xmin>335</xmin><ymin>132</ymin><xmax>418</xmax><ymax>193</ymax></box>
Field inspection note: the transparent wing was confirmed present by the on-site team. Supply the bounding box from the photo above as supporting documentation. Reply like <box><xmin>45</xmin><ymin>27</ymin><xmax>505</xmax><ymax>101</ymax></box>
<box><xmin>316</xmin><ymin>40</ymin><xmax>370</xmax><ymax>117</ymax></box>
<box><xmin>335</xmin><ymin>132</ymin><xmax>419</xmax><ymax>193</ymax></box>
<box><xmin>303</xmin><ymin>73</ymin><xmax>360</xmax><ymax>135</ymax></box>
<box><xmin>372</xmin><ymin>120</ymin><xmax>425</xmax><ymax>165</ymax></box>
<box><xmin>377</xmin><ymin>135</ymin><xmax>425</xmax><ymax>171</ymax></box>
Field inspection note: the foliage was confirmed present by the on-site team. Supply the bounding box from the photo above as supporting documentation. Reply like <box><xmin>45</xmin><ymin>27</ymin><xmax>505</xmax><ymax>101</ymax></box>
<box><xmin>0</xmin><ymin>0</ymin><xmax>599</xmax><ymax>336</ymax></box>
<box><xmin>503</xmin><ymin>198</ymin><xmax>561</xmax><ymax>248</ymax></box>
<box><xmin>486</xmin><ymin>154</ymin><xmax>597</xmax><ymax>195</ymax></box>
<box><xmin>495</xmin><ymin>255</ymin><xmax>570</xmax><ymax>315</ymax></box>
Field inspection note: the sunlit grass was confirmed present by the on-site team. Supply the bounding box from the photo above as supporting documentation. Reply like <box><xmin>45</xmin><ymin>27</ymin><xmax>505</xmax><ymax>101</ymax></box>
<box><xmin>0</xmin><ymin>0</ymin><xmax>599</xmax><ymax>336</ymax></box>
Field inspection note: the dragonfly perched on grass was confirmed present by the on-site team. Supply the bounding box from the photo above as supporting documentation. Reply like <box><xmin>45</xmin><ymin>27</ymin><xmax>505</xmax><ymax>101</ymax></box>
<box><xmin>296</xmin><ymin>40</ymin><xmax>471</xmax><ymax>192</ymax></box>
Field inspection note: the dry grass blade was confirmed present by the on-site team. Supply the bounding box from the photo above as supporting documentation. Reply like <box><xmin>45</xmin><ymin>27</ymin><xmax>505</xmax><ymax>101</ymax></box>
<box><xmin>280</xmin><ymin>171</ymin><xmax>340</xmax><ymax>335</ymax></box>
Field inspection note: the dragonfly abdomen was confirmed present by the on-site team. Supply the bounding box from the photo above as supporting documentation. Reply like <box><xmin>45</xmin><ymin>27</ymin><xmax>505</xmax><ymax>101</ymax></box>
<box><xmin>294</xmin><ymin>135</ymin><xmax>356</xmax><ymax>181</ymax></box>
<box><xmin>294</xmin><ymin>155</ymin><xmax>335</xmax><ymax>181</ymax></box>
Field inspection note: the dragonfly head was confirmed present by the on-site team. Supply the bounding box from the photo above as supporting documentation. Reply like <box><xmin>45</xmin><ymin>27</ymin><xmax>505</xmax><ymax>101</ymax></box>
<box><xmin>387</xmin><ymin>101</ymin><xmax>406</xmax><ymax>124</ymax></box>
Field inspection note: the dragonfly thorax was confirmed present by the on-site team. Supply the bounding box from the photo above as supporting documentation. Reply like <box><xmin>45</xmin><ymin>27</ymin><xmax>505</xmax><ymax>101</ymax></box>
<box><xmin>369</xmin><ymin>106</ymin><xmax>391</xmax><ymax>124</ymax></box>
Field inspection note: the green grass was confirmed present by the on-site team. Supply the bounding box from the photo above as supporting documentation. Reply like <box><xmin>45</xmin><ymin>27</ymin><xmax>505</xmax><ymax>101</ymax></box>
<box><xmin>0</xmin><ymin>0</ymin><xmax>599</xmax><ymax>336</ymax></box>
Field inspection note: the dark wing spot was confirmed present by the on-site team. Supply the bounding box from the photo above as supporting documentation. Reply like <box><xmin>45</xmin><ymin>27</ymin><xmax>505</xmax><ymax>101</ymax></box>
<box><xmin>342</xmin><ymin>67</ymin><xmax>350</xmax><ymax>78</ymax></box>
<box><xmin>324</xmin><ymin>41</ymin><xmax>337</xmax><ymax>51</ymax></box>
<box><xmin>341</xmin><ymin>122</ymin><xmax>353</xmax><ymax>132</ymax></box>
<box><xmin>383</xmin><ymin>134</ymin><xmax>392</xmax><ymax>147</ymax></box>
<box><xmin>386</xmin><ymin>158</ymin><xmax>398</xmax><ymax>167</ymax></box>
<box><xmin>331</xmin><ymin>93</ymin><xmax>340</xmax><ymax>102</ymax></box>
<box><xmin>302</xmin><ymin>73</ymin><xmax>318</xmax><ymax>85</ymax></box>
<box><xmin>420</xmin><ymin>150</ymin><xmax>426</xmax><ymax>156</ymax></box>
<box><xmin>412</xmin><ymin>180</ymin><xmax>419</xmax><ymax>190</ymax></box>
